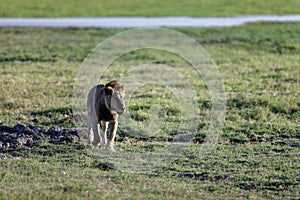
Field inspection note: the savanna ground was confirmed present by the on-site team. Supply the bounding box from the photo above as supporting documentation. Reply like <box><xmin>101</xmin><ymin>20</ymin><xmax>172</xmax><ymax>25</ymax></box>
<box><xmin>0</xmin><ymin>1</ymin><xmax>300</xmax><ymax>199</ymax></box>
<box><xmin>0</xmin><ymin>23</ymin><xmax>299</xmax><ymax>200</ymax></box>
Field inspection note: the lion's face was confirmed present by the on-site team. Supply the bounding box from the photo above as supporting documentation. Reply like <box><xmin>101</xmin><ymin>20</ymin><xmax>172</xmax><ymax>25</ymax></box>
<box><xmin>111</xmin><ymin>88</ymin><xmax>126</xmax><ymax>115</ymax></box>
<box><xmin>104</xmin><ymin>85</ymin><xmax>126</xmax><ymax>115</ymax></box>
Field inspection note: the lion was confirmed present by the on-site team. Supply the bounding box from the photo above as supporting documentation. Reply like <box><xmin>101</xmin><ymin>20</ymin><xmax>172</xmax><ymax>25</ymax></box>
<box><xmin>87</xmin><ymin>80</ymin><xmax>125</xmax><ymax>151</ymax></box>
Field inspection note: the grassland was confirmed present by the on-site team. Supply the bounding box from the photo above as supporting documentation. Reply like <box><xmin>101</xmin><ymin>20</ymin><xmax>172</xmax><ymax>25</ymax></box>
<box><xmin>1</xmin><ymin>0</ymin><xmax>300</xmax><ymax>17</ymax></box>
<box><xmin>0</xmin><ymin>23</ymin><xmax>299</xmax><ymax>199</ymax></box>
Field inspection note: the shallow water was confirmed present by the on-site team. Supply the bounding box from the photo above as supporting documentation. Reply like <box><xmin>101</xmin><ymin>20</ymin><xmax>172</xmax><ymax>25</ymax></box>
<box><xmin>0</xmin><ymin>15</ymin><xmax>300</xmax><ymax>28</ymax></box>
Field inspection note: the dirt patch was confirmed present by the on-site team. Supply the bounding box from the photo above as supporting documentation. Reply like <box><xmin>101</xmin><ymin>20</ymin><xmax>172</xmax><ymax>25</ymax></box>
<box><xmin>178</xmin><ymin>172</ymin><xmax>209</xmax><ymax>181</ymax></box>
<box><xmin>0</xmin><ymin>123</ymin><xmax>81</xmax><ymax>151</ymax></box>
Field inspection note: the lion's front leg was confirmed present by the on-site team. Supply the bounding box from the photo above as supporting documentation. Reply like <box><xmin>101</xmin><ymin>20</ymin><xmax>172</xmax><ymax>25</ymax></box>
<box><xmin>107</xmin><ymin>121</ymin><xmax>118</xmax><ymax>151</ymax></box>
<box><xmin>100</xmin><ymin>120</ymin><xmax>108</xmax><ymax>147</ymax></box>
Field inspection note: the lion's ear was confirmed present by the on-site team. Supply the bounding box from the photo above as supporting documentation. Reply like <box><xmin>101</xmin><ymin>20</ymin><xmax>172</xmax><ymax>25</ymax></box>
<box><xmin>119</xmin><ymin>85</ymin><xmax>125</xmax><ymax>92</ymax></box>
<box><xmin>104</xmin><ymin>86</ymin><xmax>114</xmax><ymax>95</ymax></box>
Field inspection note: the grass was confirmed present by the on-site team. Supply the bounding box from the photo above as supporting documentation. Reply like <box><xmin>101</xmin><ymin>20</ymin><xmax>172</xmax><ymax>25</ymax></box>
<box><xmin>0</xmin><ymin>0</ymin><xmax>300</xmax><ymax>17</ymax></box>
<box><xmin>0</xmin><ymin>23</ymin><xmax>299</xmax><ymax>199</ymax></box>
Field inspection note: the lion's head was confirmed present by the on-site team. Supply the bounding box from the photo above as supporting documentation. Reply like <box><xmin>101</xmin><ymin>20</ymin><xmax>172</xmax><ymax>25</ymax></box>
<box><xmin>103</xmin><ymin>81</ymin><xmax>126</xmax><ymax>115</ymax></box>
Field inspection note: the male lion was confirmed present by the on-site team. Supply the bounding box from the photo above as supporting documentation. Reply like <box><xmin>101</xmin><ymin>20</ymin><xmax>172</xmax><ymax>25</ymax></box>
<box><xmin>87</xmin><ymin>80</ymin><xmax>125</xmax><ymax>151</ymax></box>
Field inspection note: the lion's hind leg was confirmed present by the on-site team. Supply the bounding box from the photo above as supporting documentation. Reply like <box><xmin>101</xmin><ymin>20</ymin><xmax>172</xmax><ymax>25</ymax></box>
<box><xmin>91</xmin><ymin>119</ymin><xmax>102</xmax><ymax>147</ymax></box>
<box><xmin>87</xmin><ymin>113</ymin><xmax>96</xmax><ymax>148</ymax></box>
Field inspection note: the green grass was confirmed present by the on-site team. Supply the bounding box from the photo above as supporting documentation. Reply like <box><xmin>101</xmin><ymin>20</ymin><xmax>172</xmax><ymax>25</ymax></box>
<box><xmin>0</xmin><ymin>0</ymin><xmax>300</xmax><ymax>17</ymax></box>
<box><xmin>0</xmin><ymin>23</ymin><xmax>300</xmax><ymax>199</ymax></box>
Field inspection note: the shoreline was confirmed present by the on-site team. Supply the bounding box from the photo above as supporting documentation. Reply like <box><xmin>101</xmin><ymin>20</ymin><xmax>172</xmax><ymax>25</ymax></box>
<box><xmin>1</xmin><ymin>15</ymin><xmax>300</xmax><ymax>28</ymax></box>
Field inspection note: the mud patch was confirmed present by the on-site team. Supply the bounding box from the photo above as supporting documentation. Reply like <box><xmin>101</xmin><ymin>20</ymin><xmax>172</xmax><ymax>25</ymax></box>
<box><xmin>0</xmin><ymin>123</ymin><xmax>81</xmax><ymax>151</ymax></box>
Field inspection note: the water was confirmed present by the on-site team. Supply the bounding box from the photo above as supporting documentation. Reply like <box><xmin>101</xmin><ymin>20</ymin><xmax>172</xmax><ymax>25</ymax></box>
<box><xmin>0</xmin><ymin>15</ymin><xmax>300</xmax><ymax>28</ymax></box>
